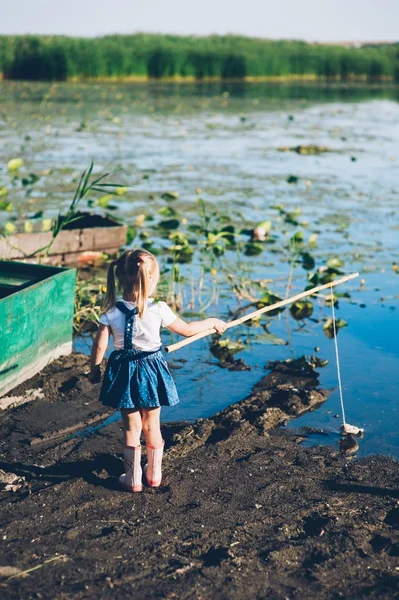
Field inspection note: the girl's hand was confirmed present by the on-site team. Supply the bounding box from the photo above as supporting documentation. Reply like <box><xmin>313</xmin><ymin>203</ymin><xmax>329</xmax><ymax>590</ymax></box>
<box><xmin>167</xmin><ymin>316</ymin><xmax>227</xmax><ymax>337</ymax></box>
<box><xmin>212</xmin><ymin>319</ymin><xmax>227</xmax><ymax>334</ymax></box>
<box><xmin>88</xmin><ymin>366</ymin><xmax>101</xmax><ymax>384</ymax></box>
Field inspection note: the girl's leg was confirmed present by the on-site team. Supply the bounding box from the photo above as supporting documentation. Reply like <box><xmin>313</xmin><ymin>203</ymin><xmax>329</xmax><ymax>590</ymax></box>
<box><xmin>121</xmin><ymin>408</ymin><xmax>142</xmax><ymax>447</ymax></box>
<box><xmin>119</xmin><ymin>409</ymin><xmax>143</xmax><ymax>492</ymax></box>
<box><xmin>141</xmin><ymin>407</ymin><xmax>162</xmax><ymax>446</ymax></box>
<box><xmin>142</xmin><ymin>408</ymin><xmax>164</xmax><ymax>487</ymax></box>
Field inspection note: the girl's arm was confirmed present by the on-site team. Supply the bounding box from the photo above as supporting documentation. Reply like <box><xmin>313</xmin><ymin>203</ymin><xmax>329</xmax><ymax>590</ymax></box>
<box><xmin>89</xmin><ymin>324</ymin><xmax>110</xmax><ymax>383</ymax></box>
<box><xmin>167</xmin><ymin>317</ymin><xmax>226</xmax><ymax>337</ymax></box>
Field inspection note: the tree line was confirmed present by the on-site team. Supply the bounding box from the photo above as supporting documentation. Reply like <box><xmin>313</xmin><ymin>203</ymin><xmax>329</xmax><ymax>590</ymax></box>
<box><xmin>0</xmin><ymin>34</ymin><xmax>398</xmax><ymax>82</ymax></box>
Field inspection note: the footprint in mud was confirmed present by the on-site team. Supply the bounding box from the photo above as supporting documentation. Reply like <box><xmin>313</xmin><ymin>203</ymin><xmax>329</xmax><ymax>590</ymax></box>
<box><xmin>206</xmin><ymin>427</ymin><xmax>231</xmax><ymax>444</ymax></box>
<box><xmin>302</xmin><ymin>514</ymin><xmax>330</xmax><ymax>537</ymax></box>
<box><xmin>58</xmin><ymin>376</ymin><xmax>80</xmax><ymax>393</ymax></box>
<box><xmin>97</xmin><ymin>526</ymin><xmax>118</xmax><ymax>538</ymax></box>
<box><xmin>302</xmin><ymin>548</ymin><xmax>330</xmax><ymax>569</ymax></box>
<box><xmin>369</xmin><ymin>534</ymin><xmax>398</xmax><ymax>556</ymax></box>
<box><xmin>384</xmin><ymin>507</ymin><xmax>399</xmax><ymax>529</ymax></box>
<box><xmin>201</xmin><ymin>546</ymin><xmax>230</xmax><ymax>567</ymax></box>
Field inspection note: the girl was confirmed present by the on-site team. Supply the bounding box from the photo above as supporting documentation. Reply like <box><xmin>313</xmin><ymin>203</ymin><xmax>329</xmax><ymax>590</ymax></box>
<box><xmin>89</xmin><ymin>248</ymin><xmax>226</xmax><ymax>493</ymax></box>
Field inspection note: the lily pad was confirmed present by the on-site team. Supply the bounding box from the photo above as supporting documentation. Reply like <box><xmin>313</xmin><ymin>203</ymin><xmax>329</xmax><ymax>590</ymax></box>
<box><xmin>290</xmin><ymin>231</ymin><xmax>304</xmax><ymax>244</ymax></box>
<box><xmin>245</xmin><ymin>242</ymin><xmax>264</xmax><ymax>256</ymax></box>
<box><xmin>126</xmin><ymin>225</ymin><xmax>137</xmax><ymax>245</ymax></box>
<box><xmin>21</xmin><ymin>173</ymin><xmax>39</xmax><ymax>186</ymax></box>
<box><xmin>4</xmin><ymin>222</ymin><xmax>16</xmax><ymax>234</ymax></box>
<box><xmin>158</xmin><ymin>206</ymin><xmax>177</xmax><ymax>217</ymax></box>
<box><xmin>290</xmin><ymin>300</ymin><xmax>314</xmax><ymax>320</ymax></box>
<box><xmin>161</xmin><ymin>191</ymin><xmax>179</xmax><ymax>201</ymax></box>
<box><xmin>301</xmin><ymin>252</ymin><xmax>315</xmax><ymax>270</ymax></box>
<box><xmin>209</xmin><ymin>338</ymin><xmax>249</xmax><ymax>370</ymax></box>
<box><xmin>97</xmin><ymin>194</ymin><xmax>114</xmax><ymax>208</ymax></box>
<box><xmin>158</xmin><ymin>218</ymin><xmax>180</xmax><ymax>231</ymax></box>
<box><xmin>141</xmin><ymin>241</ymin><xmax>161</xmax><ymax>255</ymax></box>
<box><xmin>279</xmin><ymin>145</ymin><xmax>332</xmax><ymax>155</ymax></box>
<box><xmin>0</xmin><ymin>200</ymin><xmax>13</xmax><ymax>211</ymax></box>
<box><xmin>174</xmin><ymin>246</ymin><xmax>194</xmax><ymax>264</ymax></box>
<box><xmin>323</xmin><ymin>318</ymin><xmax>348</xmax><ymax>339</ymax></box>
<box><xmin>211</xmin><ymin>338</ymin><xmax>245</xmax><ymax>355</ymax></box>
<box><xmin>115</xmin><ymin>186</ymin><xmax>128</xmax><ymax>196</ymax></box>
<box><xmin>7</xmin><ymin>158</ymin><xmax>24</xmax><ymax>171</ymax></box>
<box><xmin>327</xmin><ymin>257</ymin><xmax>344</xmax><ymax>269</ymax></box>
<box><xmin>258</xmin><ymin>290</ymin><xmax>284</xmax><ymax>315</ymax></box>
<box><xmin>169</xmin><ymin>231</ymin><xmax>190</xmax><ymax>245</ymax></box>
<box><xmin>220</xmin><ymin>225</ymin><xmax>235</xmax><ymax>244</ymax></box>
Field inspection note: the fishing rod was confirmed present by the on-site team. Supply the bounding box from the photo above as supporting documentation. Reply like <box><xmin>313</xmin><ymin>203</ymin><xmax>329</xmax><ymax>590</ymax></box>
<box><xmin>165</xmin><ymin>272</ymin><xmax>359</xmax><ymax>354</ymax></box>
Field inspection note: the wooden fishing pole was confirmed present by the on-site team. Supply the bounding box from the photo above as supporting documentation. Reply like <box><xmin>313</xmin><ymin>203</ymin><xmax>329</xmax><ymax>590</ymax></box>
<box><xmin>165</xmin><ymin>272</ymin><xmax>359</xmax><ymax>354</ymax></box>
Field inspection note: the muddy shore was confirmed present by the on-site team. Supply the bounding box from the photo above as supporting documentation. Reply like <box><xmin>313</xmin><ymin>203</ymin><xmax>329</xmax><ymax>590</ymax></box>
<box><xmin>0</xmin><ymin>354</ymin><xmax>398</xmax><ymax>599</ymax></box>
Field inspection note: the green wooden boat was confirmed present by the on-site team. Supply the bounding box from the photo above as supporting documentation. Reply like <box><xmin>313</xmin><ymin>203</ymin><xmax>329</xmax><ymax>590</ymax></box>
<box><xmin>0</xmin><ymin>261</ymin><xmax>76</xmax><ymax>397</ymax></box>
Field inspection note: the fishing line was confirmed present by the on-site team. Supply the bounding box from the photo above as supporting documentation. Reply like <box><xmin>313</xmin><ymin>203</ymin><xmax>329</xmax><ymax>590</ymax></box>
<box><xmin>329</xmin><ymin>285</ymin><xmax>363</xmax><ymax>436</ymax></box>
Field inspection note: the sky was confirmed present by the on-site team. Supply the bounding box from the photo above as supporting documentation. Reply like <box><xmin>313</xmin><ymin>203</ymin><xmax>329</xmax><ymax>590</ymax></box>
<box><xmin>1</xmin><ymin>0</ymin><xmax>398</xmax><ymax>42</ymax></box>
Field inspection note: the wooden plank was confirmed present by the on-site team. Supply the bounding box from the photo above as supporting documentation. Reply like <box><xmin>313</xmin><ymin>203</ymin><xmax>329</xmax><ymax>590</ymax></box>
<box><xmin>0</xmin><ymin>224</ymin><xmax>127</xmax><ymax>261</ymax></box>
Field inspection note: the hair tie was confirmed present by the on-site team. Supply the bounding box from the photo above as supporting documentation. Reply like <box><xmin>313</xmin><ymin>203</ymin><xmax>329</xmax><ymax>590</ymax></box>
<box><xmin>136</xmin><ymin>255</ymin><xmax>144</xmax><ymax>266</ymax></box>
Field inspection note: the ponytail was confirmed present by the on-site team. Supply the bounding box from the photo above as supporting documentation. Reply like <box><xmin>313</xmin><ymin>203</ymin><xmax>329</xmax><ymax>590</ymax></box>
<box><xmin>135</xmin><ymin>257</ymin><xmax>150</xmax><ymax>318</ymax></box>
<box><xmin>102</xmin><ymin>260</ymin><xmax>118</xmax><ymax>313</ymax></box>
<box><xmin>101</xmin><ymin>250</ymin><xmax>159</xmax><ymax>319</ymax></box>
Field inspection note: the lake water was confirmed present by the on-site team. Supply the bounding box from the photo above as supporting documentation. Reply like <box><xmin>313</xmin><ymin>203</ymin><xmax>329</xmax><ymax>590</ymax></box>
<box><xmin>1</xmin><ymin>81</ymin><xmax>398</xmax><ymax>458</ymax></box>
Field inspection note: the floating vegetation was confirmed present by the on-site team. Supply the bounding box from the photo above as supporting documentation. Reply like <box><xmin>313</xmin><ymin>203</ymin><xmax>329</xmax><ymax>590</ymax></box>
<box><xmin>279</xmin><ymin>145</ymin><xmax>333</xmax><ymax>155</ymax></box>
<box><xmin>7</xmin><ymin>158</ymin><xmax>24</xmax><ymax>171</ymax></box>
<box><xmin>161</xmin><ymin>191</ymin><xmax>179</xmax><ymax>201</ymax></box>
<box><xmin>0</xmin><ymin>200</ymin><xmax>12</xmax><ymax>211</ymax></box>
<box><xmin>252</xmin><ymin>220</ymin><xmax>271</xmax><ymax>241</ymax></box>
<box><xmin>323</xmin><ymin>317</ymin><xmax>348</xmax><ymax>339</ymax></box>
<box><xmin>290</xmin><ymin>300</ymin><xmax>314</xmax><ymax>320</ymax></box>
<box><xmin>244</xmin><ymin>241</ymin><xmax>264</xmax><ymax>256</ymax></box>
<box><xmin>307</xmin><ymin>261</ymin><xmax>344</xmax><ymax>286</ymax></box>
<box><xmin>158</xmin><ymin>218</ymin><xmax>181</xmax><ymax>231</ymax></box>
<box><xmin>258</xmin><ymin>291</ymin><xmax>284</xmax><ymax>316</ymax></box>
<box><xmin>21</xmin><ymin>173</ymin><xmax>40</xmax><ymax>186</ymax></box>
<box><xmin>210</xmin><ymin>337</ymin><xmax>250</xmax><ymax>371</ymax></box>
<box><xmin>300</xmin><ymin>252</ymin><xmax>315</xmax><ymax>270</ymax></box>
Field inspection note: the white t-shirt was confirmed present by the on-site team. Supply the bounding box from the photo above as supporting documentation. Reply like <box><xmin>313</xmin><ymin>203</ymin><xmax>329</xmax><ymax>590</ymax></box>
<box><xmin>99</xmin><ymin>298</ymin><xmax>177</xmax><ymax>351</ymax></box>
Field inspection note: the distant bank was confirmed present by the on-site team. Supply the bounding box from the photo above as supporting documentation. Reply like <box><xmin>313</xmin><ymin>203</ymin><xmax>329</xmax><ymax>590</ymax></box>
<box><xmin>0</xmin><ymin>33</ymin><xmax>398</xmax><ymax>83</ymax></box>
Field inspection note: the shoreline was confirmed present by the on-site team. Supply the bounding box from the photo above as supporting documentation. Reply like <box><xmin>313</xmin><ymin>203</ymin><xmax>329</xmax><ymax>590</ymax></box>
<box><xmin>0</xmin><ymin>353</ymin><xmax>398</xmax><ymax>598</ymax></box>
<box><xmin>1</xmin><ymin>74</ymin><xmax>398</xmax><ymax>86</ymax></box>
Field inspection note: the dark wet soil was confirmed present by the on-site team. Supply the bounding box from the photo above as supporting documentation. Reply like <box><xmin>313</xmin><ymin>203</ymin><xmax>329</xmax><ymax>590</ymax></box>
<box><xmin>0</xmin><ymin>354</ymin><xmax>398</xmax><ymax>599</ymax></box>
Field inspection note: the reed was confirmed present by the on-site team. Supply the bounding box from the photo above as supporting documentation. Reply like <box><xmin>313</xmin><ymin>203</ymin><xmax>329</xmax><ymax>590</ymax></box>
<box><xmin>0</xmin><ymin>34</ymin><xmax>397</xmax><ymax>82</ymax></box>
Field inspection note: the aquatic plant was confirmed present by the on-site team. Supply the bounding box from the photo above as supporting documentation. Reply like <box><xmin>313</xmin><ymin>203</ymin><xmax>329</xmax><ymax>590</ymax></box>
<box><xmin>13</xmin><ymin>162</ymin><xmax>126</xmax><ymax>260</ymax></box>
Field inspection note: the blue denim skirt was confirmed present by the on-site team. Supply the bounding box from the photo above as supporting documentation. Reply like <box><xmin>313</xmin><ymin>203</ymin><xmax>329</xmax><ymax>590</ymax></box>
<box><xmin>99</xmin><ymin>347</ymin><xmax>179</xmax><ymax>410</ymax></box>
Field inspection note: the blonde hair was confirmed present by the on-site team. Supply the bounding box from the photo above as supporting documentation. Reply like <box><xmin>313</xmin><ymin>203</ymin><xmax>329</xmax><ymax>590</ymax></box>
<box><xmin>102</xmin><ymin>249</ymin><xmax>160</xmax><ymax>318</ymax></box>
